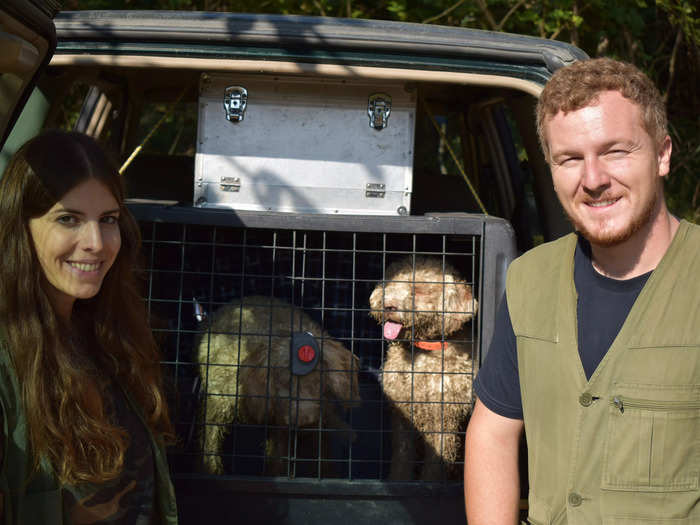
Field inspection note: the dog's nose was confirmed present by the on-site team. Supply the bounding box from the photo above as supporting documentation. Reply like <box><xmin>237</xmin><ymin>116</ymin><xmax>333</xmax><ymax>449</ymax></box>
<box><xmin>385</xmin><ymin>305</ymin><xmax>398</xmax><ymax>312</ymax></box>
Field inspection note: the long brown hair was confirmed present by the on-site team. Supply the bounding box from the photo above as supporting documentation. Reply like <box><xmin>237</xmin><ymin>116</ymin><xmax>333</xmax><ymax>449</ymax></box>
<box><xmin>0</xmin><ymin>130</ymin><xmax>172</xmax><ymax>485</ymax></box>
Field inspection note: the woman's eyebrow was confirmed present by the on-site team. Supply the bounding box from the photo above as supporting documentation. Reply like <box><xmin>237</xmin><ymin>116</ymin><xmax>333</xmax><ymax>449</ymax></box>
<box><xmin>49</xmin><ymin>206</ymin><xmax>84</xmax><ymax>216</ymax></box>
<box><xmin>49</xmin><ymin>207</ymin><xmax>121</xmax><ymax>216</ymax></box>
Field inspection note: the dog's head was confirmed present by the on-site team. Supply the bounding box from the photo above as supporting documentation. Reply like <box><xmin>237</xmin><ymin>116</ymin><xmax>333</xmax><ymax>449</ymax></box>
<box><xmin>369</xmin><ymin>256</ymin><xmax>478</xmax><ymax>341</ymax></box>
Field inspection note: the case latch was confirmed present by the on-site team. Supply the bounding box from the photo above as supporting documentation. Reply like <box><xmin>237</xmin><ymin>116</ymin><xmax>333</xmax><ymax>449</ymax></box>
<box><xmin>223</xmin><ymin>86</ymin><xmax>248</xmax><ymax>123</ymax></box>
<box><xmin>367</xmin><ymin>93</ymin><xmax>392</xmax><ymax>130</ymax></box>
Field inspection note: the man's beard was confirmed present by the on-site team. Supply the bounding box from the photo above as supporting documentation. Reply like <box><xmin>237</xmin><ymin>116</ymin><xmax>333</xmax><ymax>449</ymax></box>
<box><xmin>567</xmin><ymin>185</ymin><xmax>661</xmax><ymax>247</ymax></box>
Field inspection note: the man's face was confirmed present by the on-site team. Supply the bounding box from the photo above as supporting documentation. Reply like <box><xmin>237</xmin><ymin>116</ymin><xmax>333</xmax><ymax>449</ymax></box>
<box><xmin>545</xmin><ymin>90</ymin><xmax>671</xmax><ymax>247</ymax></box>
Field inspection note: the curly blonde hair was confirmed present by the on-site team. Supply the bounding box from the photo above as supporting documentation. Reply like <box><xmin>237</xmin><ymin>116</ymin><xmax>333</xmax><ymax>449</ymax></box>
<box><xmin>536</xmin><ymin>57</ymin><xmax>667</xmax><ymax>160</ymax></box>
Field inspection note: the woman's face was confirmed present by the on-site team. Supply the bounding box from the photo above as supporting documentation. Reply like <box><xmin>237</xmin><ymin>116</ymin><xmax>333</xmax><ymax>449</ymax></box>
<box><xmin>28</xmin><ymin>178</ymin><xmax>121</xmax><ymax>319</ymax></box>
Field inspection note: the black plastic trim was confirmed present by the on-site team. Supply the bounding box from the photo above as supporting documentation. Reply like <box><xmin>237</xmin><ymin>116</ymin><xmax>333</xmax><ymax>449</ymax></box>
<box><xmin>0</xmin><ymin>0</ymin><xmax>58</xmax><ymax>149</ymax></box>
<box><xmin>54</xmin><ymin>11</ymin><xmax>588</xmax><ymax>72</ymax></box>
<box><xmin>129</xmin><ymin>203</ymin><xmax>495</xmax><ymax>236</ymax></box>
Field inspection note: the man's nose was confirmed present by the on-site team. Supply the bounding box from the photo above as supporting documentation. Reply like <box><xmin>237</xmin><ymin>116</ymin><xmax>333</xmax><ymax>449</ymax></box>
<box><xmin>581</xmin><ymin>156</ymin><xmax>611</xmax><ymax>191</ymax></box>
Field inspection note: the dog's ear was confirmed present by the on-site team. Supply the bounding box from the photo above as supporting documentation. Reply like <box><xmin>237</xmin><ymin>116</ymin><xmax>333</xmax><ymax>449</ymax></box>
<box><xmin>454</xmin><ymin>282</ymin><xmax>477</xmax><ymax>317</ymax></box>
<box><xmin>439</xmin><ymin>281</ymin><xmax>478</xmax><ymax>335</ymax></box>
<box><xmin>368</xmin><ymin>285</ymin><xmax>384</xmax><ymax>317</ymax></box>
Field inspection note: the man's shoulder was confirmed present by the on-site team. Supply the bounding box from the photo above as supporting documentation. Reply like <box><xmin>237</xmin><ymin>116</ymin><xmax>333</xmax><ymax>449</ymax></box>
<box><xmin>681</xmin><ymin>219</ymin><xmax>700</xmax><ymax>240</ymax></box>
<box><xmin>506</xmin><ymin>233</ymin><xmax>577</xmax><ymax>319</ymax></box>
<box><xmin>505</xmin><ymin>233</ymin><xmax>577</xmax><ymax>335</ymax></box>
<box><xmin>666</xmin><ymin>220</ymin><xmax>700</xmax><ymax>264</ymax></box>
<box><xmin>510</xmin><ymin>232</ymin><xmax>577</xmax><ymax>273</ymax></box>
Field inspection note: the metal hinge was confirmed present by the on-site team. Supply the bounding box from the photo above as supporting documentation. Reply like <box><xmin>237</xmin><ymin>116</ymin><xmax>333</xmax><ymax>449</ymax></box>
<box><xmin>367</xmin><ymin>93</ymin><xmax>392</xmax><ymax>131</ymax></box>
<box><xmin>366</xmin><ymin>183</ymin><xmax>386</xmax><ymax>198</ymax></box>
<box><xmin>220</xmin><ymin>176</ymin><xmax>241</xmax><ymax>192</ymax></box>
<box><xmin>223</xmin><ymin>86</ymin><xmax>248</xmax><ymax>123</ymax></box>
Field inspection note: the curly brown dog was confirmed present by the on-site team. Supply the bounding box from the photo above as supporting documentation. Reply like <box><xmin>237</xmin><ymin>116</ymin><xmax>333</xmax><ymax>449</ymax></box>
<box><xmin>369</xmin><ymin>256</ymin><xmax>477</xmax><ymax>480</ymax></box>
<box><xmin>196</xmin><ymin>295</ymin><xmax>361</xmax><ymax>475</ymax></box>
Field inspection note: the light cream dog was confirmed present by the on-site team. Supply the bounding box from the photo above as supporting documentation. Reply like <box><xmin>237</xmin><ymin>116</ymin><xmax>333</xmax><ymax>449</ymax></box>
<box><xmin>369</xmin><ymin>256</ymin><xmax>477</xmax><ymax>480</ymax></box>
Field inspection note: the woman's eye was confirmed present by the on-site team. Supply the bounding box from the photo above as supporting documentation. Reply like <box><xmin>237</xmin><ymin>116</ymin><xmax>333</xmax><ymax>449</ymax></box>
<box><xmin>101</xmin><ymin>215</ymin><xmax>119</xmax><ymax>225</ymax></box>
<box><xmin>57</xmin><ymin>215</ymin><xmax>78</xmax><ymax>225</ymax></box>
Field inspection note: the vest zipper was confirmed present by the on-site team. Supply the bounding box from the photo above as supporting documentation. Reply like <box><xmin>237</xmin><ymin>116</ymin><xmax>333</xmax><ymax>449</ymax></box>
<box><xmin>610</xmin><ymin>395</ymin><xmax>700</xmax><ymax>414</ymax></box>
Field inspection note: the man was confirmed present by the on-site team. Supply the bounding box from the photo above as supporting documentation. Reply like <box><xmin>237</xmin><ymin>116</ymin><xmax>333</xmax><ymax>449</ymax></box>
<box><xmin>464</xmin><ymin>57</ymin><xmax>700</xmax><ymax>524</ymax></box>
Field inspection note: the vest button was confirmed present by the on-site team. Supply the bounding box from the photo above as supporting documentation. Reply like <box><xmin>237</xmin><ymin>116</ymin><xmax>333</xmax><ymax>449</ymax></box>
<box><xmin>568</xmin><ymin>492</ymin><xmax>582</xmax><ymax>506</ymax></box>
<box><xmin>579</xmin><ymin>392</ymin><xmax>593</xmax><ymax>407</ymax></box>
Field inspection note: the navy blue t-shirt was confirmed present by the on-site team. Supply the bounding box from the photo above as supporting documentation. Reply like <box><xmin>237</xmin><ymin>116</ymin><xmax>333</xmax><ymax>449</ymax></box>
<box><xmin>474</xmin><ymin>236</ymin><xmax>651</xmax><ymax>419</ymax></box>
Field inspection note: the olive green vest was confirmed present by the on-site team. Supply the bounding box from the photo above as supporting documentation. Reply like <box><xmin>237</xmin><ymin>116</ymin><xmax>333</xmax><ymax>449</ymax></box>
<box><xmin>508</xmin><ymin>220</ymin><xmax>700</xmax><ymax>525</ymax></box>
<box><xmin>0</xmin><ymin>341</ymin><xmax>178</xmax><ymax>525</ymax></box>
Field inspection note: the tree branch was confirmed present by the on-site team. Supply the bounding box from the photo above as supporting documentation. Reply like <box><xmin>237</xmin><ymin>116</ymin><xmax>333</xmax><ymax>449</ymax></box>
<box><xmin>313</xmin><ymin>0</ymin><xmax>327</xmax><ymax>17</ymax></box>
<box><xmin>497</xmin><ymin>0</ymin><xmax>527</xmax><ymax>31</ymax></box>
<box><xmin>570</xmin><ymin>0</ymin><xmax>579</xmax><ymax>47</ymax></box>
<box><xmin>664</xmin><ymin>28</ymin><xmax>684</xmax><ymax>104</ymax></box>
<box><xmin>550</xmin><ymin>27</ymin><xmax>562</xmax><ymax>39</ymax></box>
<box><xmin>623</xmin><ymin>27</ymin><xmax>639</xmax><ymax>61</ymax></box>
<box><xmin>538</xmin><ymin>4</ymin><xmax>546</xmax><ymax>38</ymax></box>
<box><xmin>475</xmin><ymin>0</ymin><xmax>499</xmax><ymax>31</ymax></box>
<box><xmin>654</xmin><ymin>25</ymin><xmax>675</xmax><ymax>57</ymax></box>
<box><xmin>423</xmin><ymin>0</ymin><xmax>467</xmax><ymax>25</ymax></box>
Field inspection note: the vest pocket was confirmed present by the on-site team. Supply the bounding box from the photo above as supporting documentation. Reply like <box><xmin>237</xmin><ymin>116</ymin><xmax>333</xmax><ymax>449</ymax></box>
<box><xmin>602</xmin><ymin>387</ymin><xmax>700</xmax><ymax>492</ymax></box>
<box><xmin>525</xmin><ymin>496</ymin><xmax>566</xmax><ymax>525</ymax></box>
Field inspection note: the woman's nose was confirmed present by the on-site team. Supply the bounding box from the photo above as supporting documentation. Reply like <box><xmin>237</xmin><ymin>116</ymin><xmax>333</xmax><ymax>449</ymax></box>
<box><xmin>80</xmin><ymin>221</ymin><xmax>103</xmax><ymax>252</ymax></box>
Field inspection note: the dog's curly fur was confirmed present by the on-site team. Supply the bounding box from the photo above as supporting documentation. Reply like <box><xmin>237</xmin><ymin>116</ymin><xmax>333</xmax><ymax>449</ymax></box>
<box><xmin>196</xmin><ymin>296</ymin><xmax>361</xmax><ymax>475</ymax></box>
<box><xmin>369</xmin><ymin>256</ymin><xmax>477</xmax><ymax>480</ymax></box>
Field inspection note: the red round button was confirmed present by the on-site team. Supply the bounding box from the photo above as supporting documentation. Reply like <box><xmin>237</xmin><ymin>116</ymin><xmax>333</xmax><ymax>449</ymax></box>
<box><xmin>297</xmin><ymin>345</ymin><xmax>316</xmax><ymax>363</ymax></box>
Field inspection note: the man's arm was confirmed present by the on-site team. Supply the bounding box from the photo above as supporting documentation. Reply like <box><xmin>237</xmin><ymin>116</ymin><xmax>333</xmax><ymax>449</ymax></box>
<box><xmin>464</xmin><ymin>398</ymin><xmax>524</xmax><ymax>525</ymax></box>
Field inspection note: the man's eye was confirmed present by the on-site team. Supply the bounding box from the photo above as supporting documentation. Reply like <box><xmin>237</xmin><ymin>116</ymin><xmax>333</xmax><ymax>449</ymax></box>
<box><xmin>560</xmin><ymin>157</ymin><xmax>581</xmax><ymax>165</ymax></box>
<box><xmin>606</xmin><ymin>149</ymin><xmax>628</xmax><ymax>157</ymax></box>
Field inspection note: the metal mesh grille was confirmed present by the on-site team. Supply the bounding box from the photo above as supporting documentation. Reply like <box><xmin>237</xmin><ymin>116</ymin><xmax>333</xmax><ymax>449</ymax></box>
<box><xmin>139</xmin><ymin>214</ymin><xmax>481</xmax><ymax>482</ymax></box>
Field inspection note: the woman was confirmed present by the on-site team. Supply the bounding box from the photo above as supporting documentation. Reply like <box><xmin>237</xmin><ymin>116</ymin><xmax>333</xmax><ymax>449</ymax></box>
<box><xmin>0</xmin><ymin>131</ymin><xmax>177</xmax><ymax>524</ymax></box>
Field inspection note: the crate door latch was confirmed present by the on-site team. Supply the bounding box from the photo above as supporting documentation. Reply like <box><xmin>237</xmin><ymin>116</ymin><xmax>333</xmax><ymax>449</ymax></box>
<box><xmin>223</xmin><ymin>86</ymin><xmax>248</xmax><ymax>123</ymax></box>
<box><xmin>367</xmin><ymin>93</ymin><xmax>392</xmax><ymax>130</ymax></box>
<box><xmin>291</xmin><ymin>332</ymin><xmax>320</xmax><ymax>376</ymax></box>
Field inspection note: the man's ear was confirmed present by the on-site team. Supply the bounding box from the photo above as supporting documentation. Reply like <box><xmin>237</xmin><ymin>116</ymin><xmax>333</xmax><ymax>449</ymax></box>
<box><xmin>658</xmin><ymin>135</ymin><xmax>672</xmax><ymax>178</ymax></box>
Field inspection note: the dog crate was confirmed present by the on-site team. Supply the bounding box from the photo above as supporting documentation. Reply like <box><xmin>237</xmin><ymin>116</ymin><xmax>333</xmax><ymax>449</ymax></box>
<box><xmin>130</xmin><ymin>203</ymin><xmax>516</xmax><ymax>523</ymax></box>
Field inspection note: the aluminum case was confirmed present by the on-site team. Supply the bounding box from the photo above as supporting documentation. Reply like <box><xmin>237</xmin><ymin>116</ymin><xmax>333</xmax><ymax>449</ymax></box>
<box><xmin>195</xmin><ymin>73</ymin><xmax>416</xmax><ymax>215</ymax></box>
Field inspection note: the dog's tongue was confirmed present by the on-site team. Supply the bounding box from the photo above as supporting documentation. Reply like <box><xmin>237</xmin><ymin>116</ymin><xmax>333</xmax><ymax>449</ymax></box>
<box><xmin>383</xmin><ymin>321</ymin><xmax>403</xmax><ymax>340</ymax></box>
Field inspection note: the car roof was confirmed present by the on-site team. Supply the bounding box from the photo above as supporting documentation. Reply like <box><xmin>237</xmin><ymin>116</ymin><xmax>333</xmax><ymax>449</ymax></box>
<box><xmin>54</xmin><ymin>10</ymin><xmax>587</xmax><ymax>80</ymax></box>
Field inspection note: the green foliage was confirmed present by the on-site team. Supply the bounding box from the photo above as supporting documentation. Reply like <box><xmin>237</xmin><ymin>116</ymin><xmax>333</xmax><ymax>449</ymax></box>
<box><xmin>666</xmin><ymin>116</ymin><xmax>700</xmax><ymax>223</ymax></box>
<box><xmin>69</xmin><ymin>0</ymin><xmax>699</xmax><ymax>221</ymax></box>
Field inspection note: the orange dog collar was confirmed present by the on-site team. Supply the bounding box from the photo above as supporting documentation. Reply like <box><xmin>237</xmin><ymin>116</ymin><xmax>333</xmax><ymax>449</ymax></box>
<box><xmin>414</xmin><ymin>341</ymin><xmax>447</xmax><ymax>351</ymax></box>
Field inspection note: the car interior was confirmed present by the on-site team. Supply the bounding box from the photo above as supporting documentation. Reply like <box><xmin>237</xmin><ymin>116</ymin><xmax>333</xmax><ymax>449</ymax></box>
<box><xmin>1</xmin><ymin>14</ymin><xmax>572</xmax><ymax>517</ymax></box>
